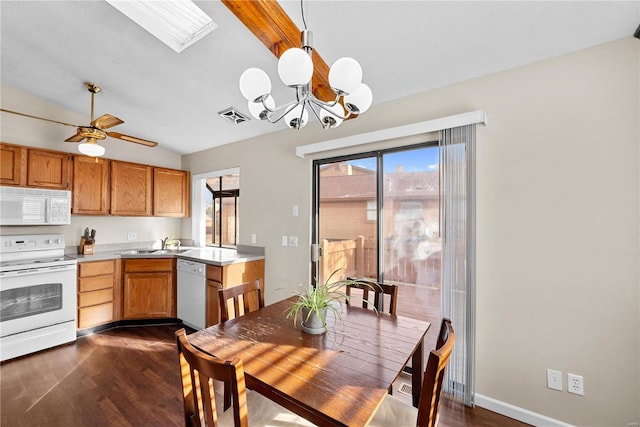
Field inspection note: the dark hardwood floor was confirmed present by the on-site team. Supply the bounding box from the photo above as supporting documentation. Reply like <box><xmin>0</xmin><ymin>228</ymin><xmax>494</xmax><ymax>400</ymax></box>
<box><xmin>1</xmin><ymin>325</ymin><xmax>529</xmax><ymax>427</ymax></box>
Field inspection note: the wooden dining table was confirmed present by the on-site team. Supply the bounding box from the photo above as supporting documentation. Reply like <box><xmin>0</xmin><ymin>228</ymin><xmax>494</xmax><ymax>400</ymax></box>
<box><xmin>188</xmin><ymin>297</ymin><xmax>430</xmax><ymax>426</ymax></box>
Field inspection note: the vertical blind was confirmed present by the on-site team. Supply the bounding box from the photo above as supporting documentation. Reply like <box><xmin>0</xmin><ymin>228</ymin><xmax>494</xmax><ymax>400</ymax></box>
<box><xmin>440</xmin><ymin>124</ymin><xmax>476</xmax><ymax>406</ymax></box>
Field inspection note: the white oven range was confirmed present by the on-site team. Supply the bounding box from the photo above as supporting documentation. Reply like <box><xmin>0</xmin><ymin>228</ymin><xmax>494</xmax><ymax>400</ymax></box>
<box><xmin>0</xmin><ymin>233</ymin><xmax>77</xmax><ymax>362</ymax></box>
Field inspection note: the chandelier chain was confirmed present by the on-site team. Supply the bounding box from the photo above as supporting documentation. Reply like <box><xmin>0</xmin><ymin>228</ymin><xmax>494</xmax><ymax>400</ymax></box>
<box><xmin>301</xmin><ymin>0</ymin><xmax>308</xmax><ymax>31</ymax></box>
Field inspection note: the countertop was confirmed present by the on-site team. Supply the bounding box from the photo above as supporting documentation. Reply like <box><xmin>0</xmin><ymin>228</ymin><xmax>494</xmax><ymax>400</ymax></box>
<box><xmin>72</xmin><ymin>246</ymin><xmax>264</xmax><ymax>266</ymax></box>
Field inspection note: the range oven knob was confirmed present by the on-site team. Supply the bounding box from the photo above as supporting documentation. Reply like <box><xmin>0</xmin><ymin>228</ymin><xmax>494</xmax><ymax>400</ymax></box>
<box><xmin>45</xmin><ymin>239</ymin><xmax>51</xmax><ymax>244</ymax></box>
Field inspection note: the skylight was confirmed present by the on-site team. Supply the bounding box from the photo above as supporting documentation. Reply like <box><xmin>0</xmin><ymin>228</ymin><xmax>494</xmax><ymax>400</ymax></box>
<box><xmin>106</xmin><ymin>0</ymin><xmax>217</xmax><ymax>53</ymax></box>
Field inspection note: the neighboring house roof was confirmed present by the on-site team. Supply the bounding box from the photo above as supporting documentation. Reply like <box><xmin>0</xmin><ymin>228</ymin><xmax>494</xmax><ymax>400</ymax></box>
<box><xmin>319</xmin><ymin>163</ymin><xmax>375</xmax><ymax>177</ymax></box>
<box><xmin>320</xmin><ymin>171</ymin><xmax>439</xmax><ymax>200</ymax></box>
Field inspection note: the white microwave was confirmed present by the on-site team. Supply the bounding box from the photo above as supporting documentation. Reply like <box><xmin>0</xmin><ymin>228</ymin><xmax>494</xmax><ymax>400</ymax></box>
<box><xmin>0</xmin><ymin>187</ymin><xmax>71</xmax><ymax>225</ymax></box>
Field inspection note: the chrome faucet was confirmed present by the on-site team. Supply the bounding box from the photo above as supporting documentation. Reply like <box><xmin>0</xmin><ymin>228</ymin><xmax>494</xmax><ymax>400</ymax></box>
<box><xmin>161</xmin><ymin>237</ymin><xmax>181</xmax><ymax>251</ymax></box>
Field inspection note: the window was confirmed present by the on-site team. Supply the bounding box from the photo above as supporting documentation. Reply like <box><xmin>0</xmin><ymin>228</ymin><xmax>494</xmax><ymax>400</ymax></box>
<box><xmin>191</xmin><ymin>167</ymin><xmax>240</xmax><ymax>248</ymax></box>
<box><xmin>206</xmin><ymin>174</ymin><xmax>239</xmax><ymax>247</ymax></box>
<box><xmin>400</xmin><ymin>201</ymin><xmax>423</xmax><ymax>220</ymax></box>
<box><xmin>366</xmin><ymin>200</ymin><xmax>377</xmax><ymax>221</ymax></box>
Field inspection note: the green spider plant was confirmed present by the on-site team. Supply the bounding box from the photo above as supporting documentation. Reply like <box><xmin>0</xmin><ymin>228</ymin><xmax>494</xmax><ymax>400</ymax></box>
<box><xmin>284</xmin><ymin>269</ymin><xmax>374</xmax><ymax>334</ymax></box>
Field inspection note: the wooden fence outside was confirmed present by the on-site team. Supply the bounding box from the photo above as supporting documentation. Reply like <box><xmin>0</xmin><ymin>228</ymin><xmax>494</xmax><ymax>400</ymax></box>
<box><xmin>319</xmin><ymin>237</ymin><xmax>441</xmax><ymax>286</ymax></box>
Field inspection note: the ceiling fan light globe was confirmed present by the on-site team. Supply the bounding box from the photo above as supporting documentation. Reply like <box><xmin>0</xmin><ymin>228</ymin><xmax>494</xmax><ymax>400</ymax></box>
<box><xmin>319</xmin><ymin>103</ymin><xmax>345</xmax><ymax>128</ymax></box>
<box><xmin>78</xmin><ymin>139</ymin><xmax>105</xmax><ymax>157</ymax></box>
<box><xmin>344</xmin><ymin>83</ymin><xmax>373</xmax><ymax>114</ymax></box>
<box><xmin>329</xmin><ymin>57</ymin><xmax>362</xmax><ymax>95</ymax></box>
<box><xmin>278</xmin><ymin>48</ymin><xmax>313</xmax><ymax>87</ymax></box>
<box><xmin>247</xmin><ymin>95</ymin><xmax>275</xmax><ymax>120</ymax></box>
<box><xmin>239</xmin><ymin>68</ymin><xmax>271</xmax><ymax>102</ymax></box>
<box><xmin>284</xmin><ymin>104</ymin><xmax>308</xmax><ymax>129</ymax></box>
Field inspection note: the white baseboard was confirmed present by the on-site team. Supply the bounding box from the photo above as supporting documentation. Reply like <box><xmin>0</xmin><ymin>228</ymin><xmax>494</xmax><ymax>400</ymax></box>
<box><xmin>475</xmin><ymin>394</ymin><xmax>574</xmax><ymax>427</ymax></box>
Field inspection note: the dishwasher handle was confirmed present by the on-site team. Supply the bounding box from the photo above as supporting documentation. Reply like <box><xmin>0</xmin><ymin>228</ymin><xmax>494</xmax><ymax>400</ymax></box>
<box><xmin>177</xmin><ymin>259</ymin><xmax>206</xmax><ymax>276</ymax></box>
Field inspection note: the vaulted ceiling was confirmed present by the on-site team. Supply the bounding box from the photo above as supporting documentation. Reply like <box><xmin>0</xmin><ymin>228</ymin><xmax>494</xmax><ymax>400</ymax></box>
<box><xmin>1</xmin><ymin>1</ymin><xmax>638</xmax><ymax>155</ymax></box>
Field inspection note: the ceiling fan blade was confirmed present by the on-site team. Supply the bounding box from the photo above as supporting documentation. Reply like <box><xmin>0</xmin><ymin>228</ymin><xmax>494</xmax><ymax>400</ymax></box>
<box><xmin>92</xmin><ymin>114</ymin><xmax>124</xmax><ymax>130</ymax></box>
<box><xmin>221</xmin><ymin>0</ymin><xmax>334</xmax><ymax>103</ymax></box>
<box><xmin>65</xmin><ymin>132</ymin><xmax>86</xmax><ymax>143</ymax></box>
<box><xmin>107</xmin><ymin>132</ymin><xmax>158</xmax><ymax>147</ymax></box>
<box><xmin>1</xmin><ymin>108</ymin><xmax>80</xmax><ymax>128</ymax></box>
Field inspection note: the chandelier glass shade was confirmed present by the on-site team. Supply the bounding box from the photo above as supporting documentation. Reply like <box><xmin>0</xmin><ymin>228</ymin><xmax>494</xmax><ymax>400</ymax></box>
<box><xmin>239</xmin><ymin>29</ymin><xmax>372</xmax><ymax>130</ymax></box>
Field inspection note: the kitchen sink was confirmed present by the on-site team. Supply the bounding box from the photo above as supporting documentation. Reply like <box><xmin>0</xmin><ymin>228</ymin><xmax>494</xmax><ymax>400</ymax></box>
<box><xmin>120</xmin><ymin>248</ymin><xmax>190</xmax><ymax>255</ymax></box>
<box><xmin>152</xmin><ymin>249</ymin><xmax>190</xmax><ymax>254</ymax></box>
<box><xmin>120</xmin><ymin>249</ymin><xmax>156</xmax><ymax>255</ymax></box>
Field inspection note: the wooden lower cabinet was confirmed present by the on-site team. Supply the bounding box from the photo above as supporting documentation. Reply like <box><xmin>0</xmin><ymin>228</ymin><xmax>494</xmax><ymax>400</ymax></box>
<box><xmin>205</xmin><ymin>259</ymin><xmax>264</xmax><ymax>327</ymax></box>
<box><xmin>79</xmin><ymin>257</ymin><xmax>262</xmax><ymax>326</ymax></box>
<box><xmin>123</xmin><ymin>258</ymin><xmax>176</xmax><ymax>319</ymax></box>
<box><xmin>205</xmin><ymin>280</ymin><xmax>222</xmax><ymax>327</ymax></box>
<box><xmin>77</xmin><ymin>259</ymin><xmax>120</xmax><ymax>330</ymax></box>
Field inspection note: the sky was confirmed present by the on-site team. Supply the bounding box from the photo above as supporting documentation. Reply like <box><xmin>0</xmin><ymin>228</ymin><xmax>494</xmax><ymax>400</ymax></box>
<box><xmin>348</xmin><ymin>145</ymin><xmax>440</xmax><ymax>173</ymax></box>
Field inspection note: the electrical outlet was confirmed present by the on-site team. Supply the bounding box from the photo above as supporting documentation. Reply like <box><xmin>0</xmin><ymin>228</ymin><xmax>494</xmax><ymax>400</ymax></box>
<box><xmin>281</xmin><ymin>235</ymin><xmax>288</xmax><ymax>247</ymax></box>
<box><xmin>127</xmin><ymin>231</ymin><xmax>137</xmax><ymax>241</ymax></box>
<box><xmin>250</xmin><ymin>234</ymin><xmax>257</xmax><ymax>244</ymax></box>
<box><xmin>567</xmin><ymin>373</ymin><xmax>584</xmax><ymax>395</ymax></box>
<box><xmin>292</xmin><ymin>205</ymin><xmax>299</xmax><ymax>217</ymax></box>
<box><xmin>546</xmin><ymin>369</ymin><xmax>563</xmax><ymax>391</ymax></box>
<box><xmin>288</xmin><ymin>236</ymin><xmax>298</xmax><ymax>247</ymax></box>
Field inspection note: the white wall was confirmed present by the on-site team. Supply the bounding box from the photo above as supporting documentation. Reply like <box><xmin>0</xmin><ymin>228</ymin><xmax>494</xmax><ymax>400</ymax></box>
<box><xmin>0</xmin><ymin>84</ymin><xmax>183</xmax><ymax>247</ymax></box>
<box><xmin>183</xmin><ymin>37</ymin><xmax>639</xmax><ymax>425</ymax></box>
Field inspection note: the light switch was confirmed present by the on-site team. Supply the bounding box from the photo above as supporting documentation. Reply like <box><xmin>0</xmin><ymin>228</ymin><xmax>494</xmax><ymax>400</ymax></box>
<box><xmin>289</xmin><ymin>236</ymin><xmax>298</xmax><ymax>247</ymax></box>
<box><xmin>281</xmin><ymin>235</ymin><xmax>288</xmax><ymax>247</ymax></box>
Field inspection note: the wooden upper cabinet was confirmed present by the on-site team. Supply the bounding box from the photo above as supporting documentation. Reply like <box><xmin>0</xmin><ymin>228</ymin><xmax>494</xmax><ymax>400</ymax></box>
<box><xmin>110</xmin><ymin>160</ymin><xmax>152</xmax><ymax>216</ymax></box>
<box><xmin>0</xmin><ymin>143</ymin><xmax>27</xmax><ymax>186</ymax></box>
<box><xmin>27</xmin><ymin>149</ymin><xmax>71</xmax><ymax>189</ymax></box>
<box><xmin>1</xmin><ymin>143</ymin><xmax>190</xmax><ymax>218</ymax></box>
<box><xmin>72</xmin><ymin>156</ymin><xmax>109</xmax><ymax>215</ymax></box>
<box><xmin>153</xmin><ymin>167</ymin><xmax>190</xmax><ymax>217</ymax></box>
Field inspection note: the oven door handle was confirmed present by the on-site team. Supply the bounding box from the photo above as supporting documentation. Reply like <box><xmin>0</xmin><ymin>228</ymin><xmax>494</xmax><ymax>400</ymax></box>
<box><xmin>0</xmin><ymin>264</ymin><xmax>77</xmax><ymax>278</ymax></box>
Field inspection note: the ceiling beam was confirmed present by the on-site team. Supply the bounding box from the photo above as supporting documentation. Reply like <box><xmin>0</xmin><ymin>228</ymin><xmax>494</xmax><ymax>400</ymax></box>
<box><xmin>221</xmin><ymin>0</ymin><xmax>334</xmax><ymax>103</ymax></box>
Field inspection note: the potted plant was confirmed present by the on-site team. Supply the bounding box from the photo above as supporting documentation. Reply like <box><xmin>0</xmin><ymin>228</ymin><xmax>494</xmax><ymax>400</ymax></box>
<box><xmin>284</xmin><ymin>270</ymin><xmax>375</xmax><ymax>335</ymax></box>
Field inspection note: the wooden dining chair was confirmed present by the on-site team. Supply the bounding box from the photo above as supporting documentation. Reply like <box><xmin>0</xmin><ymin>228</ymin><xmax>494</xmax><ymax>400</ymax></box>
<box><xmin>218</xmin><ymin>279</ymin><xmax>264</xmax><ymax>322</ymax></box>
<box><xmin>175</xmin><ymin>328</ymin><xmax>314</xmax><ymax>427</ymax></box>
<box><xmin>368</xmin><ymin>318</ymin><xmax>455</xmax><ymax>427</ymax></box>
<box><xmin>345</xmin><ymin>278</ymin><xmax>398</xmax><ymax>315</ymax></box>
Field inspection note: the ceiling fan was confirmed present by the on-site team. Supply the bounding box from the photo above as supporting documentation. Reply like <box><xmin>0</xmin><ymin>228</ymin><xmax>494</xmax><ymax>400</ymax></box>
<box><xmin>1</xmin><ymin>82</ymin><xmax>158</xmax><ymax>157</ymax></box>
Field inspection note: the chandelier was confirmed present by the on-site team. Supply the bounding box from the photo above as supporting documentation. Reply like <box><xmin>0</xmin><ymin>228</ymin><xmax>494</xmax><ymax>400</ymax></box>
<box><xmin>238</xmin><ymin>4</ymin><xmax>372</xmax><ymax>130</ymax></box>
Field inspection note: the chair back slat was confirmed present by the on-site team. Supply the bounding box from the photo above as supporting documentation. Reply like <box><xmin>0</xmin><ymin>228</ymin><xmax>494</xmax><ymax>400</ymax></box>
<box><xmin>175</xmin><ymin>328</ymin><xmax>249</xmax><ymax>427</ymax></box>
<box><xmin>416</xmin><ymin>318</ymin><xmax>455</xmax><ymax>427</ymax></box>
<box><xmin>346</xmin><ymin>278</ymin><xmax>399</xmax><ymax>315</ymax></box>
<box><xmin>218</xmin><ymin>279</ymin><xmax>264</xmax><ymax>322</ymax></box>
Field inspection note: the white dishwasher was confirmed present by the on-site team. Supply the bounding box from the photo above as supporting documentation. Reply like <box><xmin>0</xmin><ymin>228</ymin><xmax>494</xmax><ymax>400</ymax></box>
<box><xmin>177</xmin><ymin>259</ymin><xmax>206</xmax><ymax>330</ymax></box>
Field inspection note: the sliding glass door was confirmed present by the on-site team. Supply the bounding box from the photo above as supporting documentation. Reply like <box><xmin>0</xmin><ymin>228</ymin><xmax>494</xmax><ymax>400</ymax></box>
<box><xmin>315</xmin><ymin>156</ymin><xmax>378</xmax><ymax>284</ymax></box>
<box><xmin>313</xmin><ymin>145</ymin><xmax>442</xmax><ymax>342</ymax></box>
